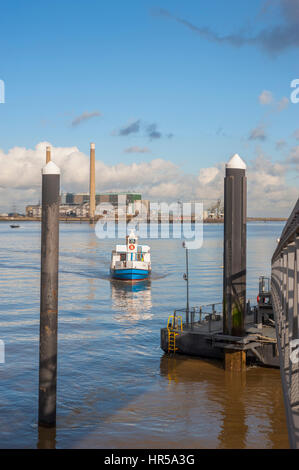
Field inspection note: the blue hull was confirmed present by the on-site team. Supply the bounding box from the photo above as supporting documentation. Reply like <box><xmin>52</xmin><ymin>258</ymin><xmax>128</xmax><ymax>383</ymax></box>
<box><xmin>111</xmin><ymin>268</ymin><xmax>149</xmax><ymax>280</ymax></box>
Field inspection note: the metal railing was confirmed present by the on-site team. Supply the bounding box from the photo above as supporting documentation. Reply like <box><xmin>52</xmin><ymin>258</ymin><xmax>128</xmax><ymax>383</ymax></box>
<box><xmin>174</xmin><ymin>302</ymin><xmax>223</xmax><ymax>332</ymax></box>
<box><xmin>271</xmin><ymin>198</ymin><xmax>299</xmax><ymax>449</ymax></box>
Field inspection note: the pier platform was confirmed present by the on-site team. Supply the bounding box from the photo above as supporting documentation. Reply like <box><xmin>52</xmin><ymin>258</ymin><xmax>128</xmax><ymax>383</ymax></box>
<box><xmin>161</xmin><ymin>305</ymin><xmax>279</xmax><ymax>368</ymax></box>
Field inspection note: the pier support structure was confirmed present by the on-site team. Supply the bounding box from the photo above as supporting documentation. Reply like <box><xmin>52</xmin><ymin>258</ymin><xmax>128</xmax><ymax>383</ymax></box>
<box><xmin>38</xmin><ymin>159</ymin><xmax>60</xmax><ymax>427</ymax></box>
<box><xmin>223</xmin><ymin>154</ymin><xmax>247</xmax><ymax>369</ymax></box>
<box><xmin>225</xmin><ymin>350</ymin><xmax>246</xmax><ymax>371</ymax></box>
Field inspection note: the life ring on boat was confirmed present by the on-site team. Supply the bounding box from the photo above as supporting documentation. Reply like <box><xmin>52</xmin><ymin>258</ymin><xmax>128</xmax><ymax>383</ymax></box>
<box><xmin>129</xmin><ymin>244</ymin><xmax>135</xmax><ymax>250</ymax></box>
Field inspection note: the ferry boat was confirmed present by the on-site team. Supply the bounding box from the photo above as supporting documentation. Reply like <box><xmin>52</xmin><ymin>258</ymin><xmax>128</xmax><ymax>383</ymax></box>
<box><xmin>110</xmin><ymin>230</ymin><xmax>151</xmax><ymax>281</ymax></box>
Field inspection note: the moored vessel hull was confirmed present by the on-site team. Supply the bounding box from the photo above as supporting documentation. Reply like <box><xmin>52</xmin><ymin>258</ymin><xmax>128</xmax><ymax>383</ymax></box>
<box><xmin>111</xmin><ymin>268</ymin><xmax>149</xmax><ymax>281</ymax></box>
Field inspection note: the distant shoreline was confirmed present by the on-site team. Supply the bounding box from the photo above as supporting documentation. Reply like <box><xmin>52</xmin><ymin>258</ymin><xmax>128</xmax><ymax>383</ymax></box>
<box><xmin>0</xmin><ymin>216</ymin><xmax>287</xmax><ymax>223</ymax></box>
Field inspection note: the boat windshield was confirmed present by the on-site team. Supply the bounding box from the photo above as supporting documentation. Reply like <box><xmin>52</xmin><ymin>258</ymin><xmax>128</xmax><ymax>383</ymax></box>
<box><xmin>129</xmin><ymin>238</ymin><xmax>136</xmax><ymax>244</ymax></box>
<box><xmin>119</xmin><ymin>253</ymin><xmax>144</xmax><ymax>262</ymax></box>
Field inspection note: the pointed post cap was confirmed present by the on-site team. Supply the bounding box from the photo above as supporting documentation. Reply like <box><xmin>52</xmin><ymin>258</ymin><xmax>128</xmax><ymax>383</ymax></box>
<box><xmin>128</xmin><ymin>229</ymin><xmax>138</xmax><ymax>240</ymax></box>
<box><xmin>129</xmin><ymin>229</ymin><xmax>137</xmax><ymax>237</ymax></box>
<box><xmin>226</xmin><ymin>154</ymin><xmax>247</xmax><ymax>170</ymax></box>
<box><xmin>42</xmin><ymin>161</ymin><xmax>60</xmax><ymax>175</ymax></box>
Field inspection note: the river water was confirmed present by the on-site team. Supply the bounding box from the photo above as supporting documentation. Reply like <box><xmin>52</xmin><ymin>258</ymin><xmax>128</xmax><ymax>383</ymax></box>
<box><xmin>0</xmin><ymin>221</ymin><xmax>289</xmax><ymax>448</ymax></box>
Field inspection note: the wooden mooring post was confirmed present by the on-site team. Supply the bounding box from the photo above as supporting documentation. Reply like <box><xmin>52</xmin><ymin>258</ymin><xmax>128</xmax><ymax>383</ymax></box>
<box><xmin>38</xmin><ymin>158</ymin><xmax>60</xmax><ymax>427</ymax></box>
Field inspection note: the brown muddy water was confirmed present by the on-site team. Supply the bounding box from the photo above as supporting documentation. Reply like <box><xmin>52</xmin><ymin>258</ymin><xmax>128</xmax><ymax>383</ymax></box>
<box><xmin>0</xmin><ymin>221</ymin><xmax>289</xmax><ymax>448</ymax></box>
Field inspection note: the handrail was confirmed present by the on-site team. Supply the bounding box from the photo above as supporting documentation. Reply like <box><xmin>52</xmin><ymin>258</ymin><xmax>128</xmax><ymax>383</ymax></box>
<box><xmin>271</xmin><ymin>197</ymin><xmax>299</xmax><ymax>449</ymax></box>
<box><xmin>167</xmin><ymin>314</ymin><xmax>183</xmax><ymax>332</ymax></box>
<box><xmin>172</xmin><ymin>303</ymin><xmax>223</xmax><ymax>332</ymax></box>
<box><xmin>272</xmin><ymin>198</ymin><xmax>299</xmax><ymax>263</ymax></box>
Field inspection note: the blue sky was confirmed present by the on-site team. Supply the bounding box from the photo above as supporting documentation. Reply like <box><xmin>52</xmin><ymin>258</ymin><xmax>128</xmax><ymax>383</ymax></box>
<box><xmin>0</xmin><ymin>0</ymin><xmax>298</xmax><ymax>214</ymax></box>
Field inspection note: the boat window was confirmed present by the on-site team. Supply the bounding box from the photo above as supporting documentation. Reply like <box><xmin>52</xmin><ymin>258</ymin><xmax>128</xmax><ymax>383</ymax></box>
<box><xmin>120</xmin><ymin>253</ymin><xmax>126</xmax><ymax>261</ymax></box>
<box><xmin>129</xmin><ymin>238</ymin><xmax>135</xmax><ymax>244</ymax></box>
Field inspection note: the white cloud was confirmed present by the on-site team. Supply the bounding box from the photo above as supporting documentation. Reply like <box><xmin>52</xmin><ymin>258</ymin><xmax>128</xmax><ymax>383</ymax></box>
<box><xmin>288</xmin><ymin>145</ymin><xmax>299</xmax><ymax>172</ymax></box>
<box><xmin>245</xmin><ymin>154</ymin><xmax>298</xmax><ymax>216</ymax></box>
<box><xmin>277</xmin><ymin>97</ymin><xmax>289</xmax><ymax>111</ymax></box>
<box><xmin>0</xmin><ymin>142</ymin><xmax>297</xmax><ymax>217</ymax></box>
<box><xmin>249</xmin><ymin>124</ymin><xmax>267</xmax><ymax>141</ymax></box>
<box><xmin>198</xmin><ymin>167</ymin><xmax>221</xmax><ymax>185</ymax></box>
<box><xmin>259</xmin><ymin>90</ymin><xmax>274</xmax><ymax>105</ymax></box>
<box><xmin>124</xmin><ymin>146</ymin><xmax>151</xmax><ymax>154</ymax></box>
<box><xmin>71</xmin><ymin>111</ymin><xmax>101</xmax><ymax>127</ymax></box>
<box><xmin>258</xmin><ymin>90</ymin><xmax>289</xmax><ymax>112</ymax></box>
<box><xmin>276</xmin><ymin>139</ymin><xmax>287</xmax><ymax>150</ymax></box>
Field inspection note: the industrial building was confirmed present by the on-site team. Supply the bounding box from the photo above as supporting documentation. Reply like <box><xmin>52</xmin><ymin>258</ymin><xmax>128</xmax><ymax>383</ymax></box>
<box><xmin>26</xmin><ymin>192</ymin><xmax>147</xmax><ymax>219</ymax></box>
<box><xmin>60</xmin><ymin>192</ymin><xmax>142</xmax><ymax>207</ymax></box>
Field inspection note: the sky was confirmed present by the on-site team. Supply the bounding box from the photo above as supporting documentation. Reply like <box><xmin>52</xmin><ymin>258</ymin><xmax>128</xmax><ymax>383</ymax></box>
<box><xmin>0</xmin><ymin>0</ymin><xmax>298</xmax><ymax>215</ymax></box>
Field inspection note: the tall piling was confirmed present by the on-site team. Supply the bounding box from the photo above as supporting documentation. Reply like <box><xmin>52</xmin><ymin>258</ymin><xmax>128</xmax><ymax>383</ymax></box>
<box><xmin>38</xmin><ymin>159</ymin><xmax>60</xmax><ymax>427</ymax></box>
<box><xmin>223</xmin><ymin>154</ymin><xmax>247</xmax><ymax>339</ymax></box>
<box><xmin>89</xmin><ymin>142</ymin><xmax>96</xmax><ymax>221</ymax></box>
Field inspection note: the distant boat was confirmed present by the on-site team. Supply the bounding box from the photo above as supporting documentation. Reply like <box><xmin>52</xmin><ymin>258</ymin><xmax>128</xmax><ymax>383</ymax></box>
<box><xmin>110</xmin><ymin>230</ymin><xmax>151</xmax><ymax>281</ymax></box>
<box><xmin>10</xmin><ymin>224</ymin><xmax>20</xmax><ymax>228</ymax></box>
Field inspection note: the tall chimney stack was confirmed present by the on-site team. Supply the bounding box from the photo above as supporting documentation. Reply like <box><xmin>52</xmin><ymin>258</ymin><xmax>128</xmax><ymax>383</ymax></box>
<box><xmin>223</xmin><ymin>153</ymin><xmax>247</xmax><ymax>338</ymax></box>
<box><xmin>46</xmin><ymin>146</ymin><xmax>51</xmax><ymax>164</ymax></box>
<box><xmin>89</xmin><ymin>143</ymin><xmax>96</xmax><ymax>220</ymax></box>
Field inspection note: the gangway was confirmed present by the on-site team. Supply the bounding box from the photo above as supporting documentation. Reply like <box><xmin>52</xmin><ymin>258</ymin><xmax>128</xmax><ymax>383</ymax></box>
<box><xmin>271</xmin><ymin>198</ymin><xmax>299</xmax><ymax>449</ymax></box>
